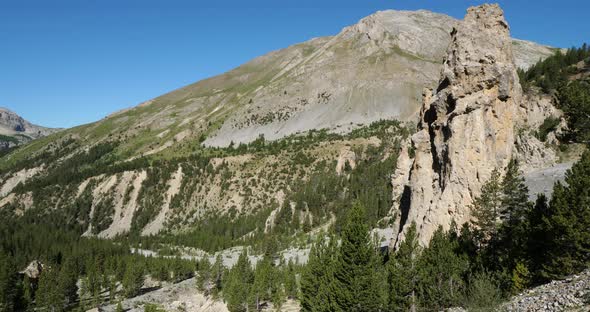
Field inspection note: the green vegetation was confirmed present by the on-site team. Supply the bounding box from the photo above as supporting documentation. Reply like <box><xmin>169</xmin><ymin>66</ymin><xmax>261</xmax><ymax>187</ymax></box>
<box><xmin>196</xmin><ymin>248</ymin><xmax>300</xmax><ymax>312</ymax></box>
<box><xmin>332</xmin><ymin>202</ymin><xmax>387</xmax><ymax>311</ymax></box>
<box><xmin>138</xmin><ymin>209</ymin><xmax>273</xmax><ymax>253</ymax></box>
<box><xmin>518</xmin><ymin>44</ymin><xmax>590</xmax><ymax>93</ymax></box>
<box><xmin>559</xmin><ymin>80</ymin><xmax>590</xmax><ymax>143</ymax></box>
<box><xmin>292</xmin><ymin>202</ymin><xmax>390</xmax><ymax>312</ymax></box>
<box><xmin>0</xmin><ymin>135</ymin><xmax>19</xmax><ymax>144</ymax></box>
<box><xmin>298</xmin><ymin>153</ymin><xmax>590</xmax><ymax>311</ymax></box>
<box><xmin>0</xmin><ymin>119</ymin><xmax>409</xmax><ymax>311</ymax></box>
<box><xmin>536</xmin><ymin>116</ymin><xmax>560</xmax><ymax>142</ymax></box>
<box><xmin>0</xmin><ymin>206</ymin><xmax>198</xmax><ymax>312</ymax></box>
<box><xmin>1</xmin><ymin>119</ymin><xmax>407</xmax><ymax>255</ymax></box>
<box><xmin>536</xmin><ymin>150</ymin><xmax>590</xmax><ymax>279</ymax></box>
<box><xmin>519</xmin><ymin>43</ymin><xmax>590</xmax><ymax>143</ymax></box>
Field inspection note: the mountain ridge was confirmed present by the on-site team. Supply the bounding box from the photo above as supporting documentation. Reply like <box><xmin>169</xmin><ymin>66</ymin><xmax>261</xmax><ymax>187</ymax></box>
<box><xmin>1</xmin><ymin>9</ymin><xmax>556</xmax><ymax>166</ymax></box>
<box><xmin>0</xmin><ymin>107</ymin><xmax>60</xmax><ymax>151</ymax></box>
<box><xmin>0</xmin><ymin>7</ymin><xmax>564</xmax><ymax>241</ymax></box>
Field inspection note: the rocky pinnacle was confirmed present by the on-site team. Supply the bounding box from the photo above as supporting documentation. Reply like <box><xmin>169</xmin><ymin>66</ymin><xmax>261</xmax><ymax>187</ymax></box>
<box><xmin>394</xmin><ymin>4</ymin><xmax>523</xmax><ymax>246</ymax></box>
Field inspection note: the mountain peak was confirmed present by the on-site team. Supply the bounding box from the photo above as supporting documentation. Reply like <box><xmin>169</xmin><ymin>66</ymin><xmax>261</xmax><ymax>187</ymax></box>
<box><xmin>0</xmin><ymin>107</ymin><xmax>60</xmax><ymax>150</ymax></box>
<box><xmin>339</xmin><ymin>9</ymin><xmax>457</xmax><ymax>60</ymax></box>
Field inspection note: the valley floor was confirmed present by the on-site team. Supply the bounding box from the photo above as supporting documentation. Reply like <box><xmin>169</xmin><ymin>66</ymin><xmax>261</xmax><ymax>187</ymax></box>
<box><xmin>96</xmin><ymin>268</ymin><xmax>590</xmax><ymax>312</ymax></box>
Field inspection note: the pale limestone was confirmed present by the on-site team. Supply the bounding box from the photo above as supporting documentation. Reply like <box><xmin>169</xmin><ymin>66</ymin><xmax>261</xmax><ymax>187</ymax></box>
<box><xmin>142</xmin><ymin>166</ymin><xmax>183</xmax><ymax>236</ymax></box>
<box><xmin>395</xmin><ymin>4</ymin><xmax>523</xmax><ymax>246</ymax></box>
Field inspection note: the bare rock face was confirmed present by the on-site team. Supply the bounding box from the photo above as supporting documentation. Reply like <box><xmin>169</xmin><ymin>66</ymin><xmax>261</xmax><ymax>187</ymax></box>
<box><xmin>0</xmin><ymin>108</ymin><xmax>58</xmax><ymax>138</ymax></box>
<box><xmin>335</xmin><ymin>147</ymin><xmax>357</xmax><ymax>175</ymax></box>
<box><xmin>515</xmin><ymin>132</ymin><xmax>558</xmax><ymax>172</ymax></box>
<box><xmin>395</xmin><ymin>4</ymin><xmax>523</xmax><ymax>245</ymax></box>
<box><xmin>201</xmin><ymin>9</ymin><xmax>553</xmax><ymax>148</ymax></box>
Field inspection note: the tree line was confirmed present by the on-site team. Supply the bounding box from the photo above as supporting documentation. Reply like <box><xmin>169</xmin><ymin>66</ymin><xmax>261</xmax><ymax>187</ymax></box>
<box><xmin>299</xmin><ymin>151</ymin><xmax>590</xmax><ymax>311</ymax></box>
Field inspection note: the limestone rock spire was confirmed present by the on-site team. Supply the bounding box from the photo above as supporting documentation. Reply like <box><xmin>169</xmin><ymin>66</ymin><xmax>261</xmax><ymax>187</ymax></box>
<box><xmin>395</xmin><ymin>4</ymin><xmax>523</xmax><ymax>246</ymax></box>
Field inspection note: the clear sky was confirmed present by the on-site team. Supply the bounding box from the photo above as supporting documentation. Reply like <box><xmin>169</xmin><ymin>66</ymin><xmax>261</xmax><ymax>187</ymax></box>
<box><xmin>1</xmin><ymin>0</ymin><xmax>587</xmax><ymax>128</ymax></box>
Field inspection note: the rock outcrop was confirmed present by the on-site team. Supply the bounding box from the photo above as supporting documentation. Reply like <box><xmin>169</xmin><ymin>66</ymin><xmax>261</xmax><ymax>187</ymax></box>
<box><xmin>395</xmin><ymin>4</ymin><xmax>524</xmax><ymax>245</ymax></box>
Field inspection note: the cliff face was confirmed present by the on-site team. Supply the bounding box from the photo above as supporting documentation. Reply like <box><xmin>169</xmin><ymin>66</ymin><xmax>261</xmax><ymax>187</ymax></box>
<box><xmin>395</xmin><ymin>4</ymin><xmax>523</xmax><ymax>245</ymax></box>
<box><xmin>0</xmin><ymin>108</ymin><xmax>57</xmax><ymax>138</ymax></box>
<box><xmin>0</xmin><ymin>108</ymin><xmax>60</xmax><ymax>150</ymax></box>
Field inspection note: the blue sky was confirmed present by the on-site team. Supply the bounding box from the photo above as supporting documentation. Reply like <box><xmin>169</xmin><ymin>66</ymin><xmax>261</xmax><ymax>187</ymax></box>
<box><xmin>1</xmin><ymin>0</ymin><xmax>588</xmax><ymax>128</ymax></box>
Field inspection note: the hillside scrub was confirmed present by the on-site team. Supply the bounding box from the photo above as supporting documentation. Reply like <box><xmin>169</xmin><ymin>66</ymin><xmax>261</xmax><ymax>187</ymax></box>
<box><xmin>519</xmin><ymin>43</ymin><xmax>590</xmax><ymax>143</ymax></box>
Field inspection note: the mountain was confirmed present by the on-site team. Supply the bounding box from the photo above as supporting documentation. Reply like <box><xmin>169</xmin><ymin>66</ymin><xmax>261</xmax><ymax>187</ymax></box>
<box><xmin>1</xmin><ymin>10</ymin><xmax>555</xmax><ymax>164</ymax></box>
<box><xmin>0</xmin><ymin>8</ymin><xmax>559</xmax><ymax>240</ymax></box>
<box><xmin>2</xmin><ymin>4</ymin><xmax>589</xmax><ymax>312</ymax></box>
<box><xmin>0</xmin><ymin>107</ymin><xmax>59</xmax><ymax>151</ymax></box>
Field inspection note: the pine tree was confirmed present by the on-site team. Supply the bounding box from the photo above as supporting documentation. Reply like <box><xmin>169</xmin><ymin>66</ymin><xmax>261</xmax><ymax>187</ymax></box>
<box><xmin>210</xmin><ymin>255</ymin><xmax>224</xmax><ymax>298</ymax></box>
<box><xmin>106</xmin><ymin>273</ymin><xmax>118</xmax><ymax>303</ymax></box>
<box><xmin>500</xmin><ymin>160</ymin><xmax>530</xmax><ymax>222</ymax></box>
<box><xmin>498</xmin><ymin>159</ymin><xmax>532</xmax><ymax>268</ymax></box>
<box><xmin>274</xmin><ymin>200</ymin><xmax>293</xmax><ymax>235</ymax></box>
<box><xmin>300</xmin><ymin>234</ymin><xmax>338</xmax><ymax>312</ymax></box>
<box><xmin>196</xmin><ymin>258</ymin><xmax>212</xmax><ymax>295</ymax></box>
<box><xmin>58</xmin><ymin>259</ymin><xmax>79</xmax><ymax>306</ymax></box>
<box><xmin>388</xmin><ymin>222</ymin><xmax>420</xmax><ymax>312</ymax></box>
<box><xmin>540</xmin><ymin>151</ymin><xmax>590</xmax><ymax>279</ymax></box>
<box><xmin>271</xmin><ymin>279</ymin><xmax>286</xmax><ymax>311</ymax></box>
<box><xmin>526</xmin><ymin>194</ymin><xmax>551</xmax><ymax>281</ymax></box>
<box><xmin>85</xmin><ymin>264</ymin><xmax>102</xmax><ymax>306</ymax></box>
<box><xmin>332</xmin><ymin>201</ymin><xmax>386</xmax><ymax>312</ymax></box>
<box><xmin>471</xmin><ymin>169</ymin><xmax>503</xmax><ymax>249</ymax></box>
<box><xmin>0</xmin><ymin>253</ymin><xmax>17</xmax><ymax>312</ymax></box>
<box><xmin>36</xmin><ymin>268</ymin><xmax>64</xmax><ymax>312</ymax></box>
<box><xmin>251</xmin><ymin>255</ymin><xmax>274</xmax><ymax>310</ymax></box>
<box><xmin>417</xmin><ymin>226</ymin><xmax>468</xmax><ymax>310</ymax></box>
<box><xmin>511</xmin><ymin>262</ymin><xmax>530</xmax><ymax>293</ymax></box>
<box><xmin>283</xmin><ymin>260</ymin><xmax>298</xmax><ymax>300</ymax></box>
<box><xmin>20</xmin><ymin>275</ymin><xmax>33</xmax><ymax>312</ymax></box>
<box><xmin>224</xmin><ymin>250</ymin><xmax>253</xmax><ymax>312</ymax></box>
<box><xmin>122</xmin><ymin>262</ymin><xmax>144</xmax><ymax>298</ymax></box>
<box><xmin>558</xmin><ymin>80</ymin><xmax>590</xmax><ymax>143</ymax></box>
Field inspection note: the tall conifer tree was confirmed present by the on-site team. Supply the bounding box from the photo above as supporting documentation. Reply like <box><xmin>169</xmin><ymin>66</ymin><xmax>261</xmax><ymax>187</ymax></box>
<box><xmin>224</xmin><ymin>250</ymin><xmax>253</xmax><ymax>312</ymax></box>
<box><xmin>36</xmin><ymin>268</ymin><xmax>63</xmax><ymax>312</ymax></box>
<box><xmin>541</xmin><ymin>151</ymin><xmax>590</xmax><ymax>279</ymax></box>
<box><xmin>388</xmin><ymin>222</ymin><xmax>420</xmax><ymax>312</ymax></box>
<box><xmin>418</xmin><ymin>226</ymin><xmax>468</xmax><ymax>310</ymax></box>
<box><xmin>300</xmin><ymin>234</ymin><xmax>338</xmax><ymax>312</ymax></box>
<box><xmin>471</xmin><ymin>169</ymin><xmax>503</xmax><ymax>249</ymax></box>
<box><xmin>498</xmin><ymin>159</ymin><xmax>532</xmax><ymax>269</ymax></box>
<box><xmin>0</xmin><ymin>253</ymin><xmax>17</xmax><ymax>312</ymax></box>
<box><xmin>332</xmin><ymin>201</ymin><xmax>386</xmax><ymax>312</ymax></box>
